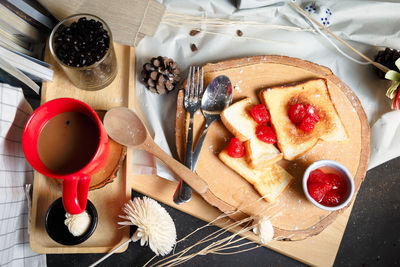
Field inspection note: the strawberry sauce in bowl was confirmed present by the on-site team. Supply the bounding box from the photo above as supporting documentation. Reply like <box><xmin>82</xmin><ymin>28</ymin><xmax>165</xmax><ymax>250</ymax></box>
<box><xmin>302</xmin><ymin>160</ymin><xmax>355</xmax><ymax>211</ymax></box>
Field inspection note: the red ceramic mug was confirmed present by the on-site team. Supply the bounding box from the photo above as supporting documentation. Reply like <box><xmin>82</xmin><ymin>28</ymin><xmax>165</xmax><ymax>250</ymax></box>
<box><xmin>22</xmin><ymin>98</ymin><xmax>109</xmax><ymax>214</ymax></box>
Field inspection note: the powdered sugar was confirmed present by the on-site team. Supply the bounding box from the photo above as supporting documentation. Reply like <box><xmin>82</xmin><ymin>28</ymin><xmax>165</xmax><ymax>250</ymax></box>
<box><xmin>234</xmin><ymin>84</ymin><xmax>242</xmax><ymax>93</ymax></box>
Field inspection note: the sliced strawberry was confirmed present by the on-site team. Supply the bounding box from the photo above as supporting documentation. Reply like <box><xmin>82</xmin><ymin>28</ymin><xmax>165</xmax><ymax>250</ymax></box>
<box><xmin>321</xmin><ymin>190</ymin><xmax>342</xmax><ymax>206</ymax></box>
<box><xmin>305</xmin><ymin>104</ymin><xmax>320</xmax><ymax>122</ymax></box>
<box><xmin>288</xmin><ymin>103</ymin><xmax>320</xmax><ymax>132</ymax></box>
<box><xmin>256</xmin><ymin>125</ymin><xmax>277</xmax><ymax>144</ymax></box>
<box><xmin>288</xmin><ymin>104</ymin><xmax>306</xmax><ymax>125</ymax></box>
<box><xmin>328</xmin><ymin>173</ymin><xmax>342</xmax><ymax>189</ymax></box>
<box><xmin>299</xmin><ymin>115</ymin><xmax>316</xmax><ymax>132</ymax></box>
<box><xmin>309</xmin><ymin>169</ymin><xmax>332</xmax><ymax>188</ymax></box>
<box><xmin>309</xmin><ymin>112</ymin><xmax>320</xmax><ymax>123</ymax></box>
<box><xmin>250</xmin><ymin>104</ymin><xmax>270</xmax><ymax>124</ymax></box>
<box><xmin>305</xmin><ymin>104</ymin><xmax>316</xmax><ymax>114</ymax></box>
<box><xmin>328</xmin><ymin>173</ymin><xmax>348</xmax><ymax>197</ymax></box>
<box><xmin>226</xmin><ymin>138</ymin><xmax>245</xmax><ymax>158</ymax></box>
<box><xmin>307</xmin><ymin>182</ymin><xmax>331</xmax><ymax>203</ymax></box>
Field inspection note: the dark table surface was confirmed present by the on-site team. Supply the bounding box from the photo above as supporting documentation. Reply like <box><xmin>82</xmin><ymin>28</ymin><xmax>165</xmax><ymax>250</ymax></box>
<box><xmin>26</xmin><ymin>94</ymin><xmax>400</xmax><ymax>267</ymax></box>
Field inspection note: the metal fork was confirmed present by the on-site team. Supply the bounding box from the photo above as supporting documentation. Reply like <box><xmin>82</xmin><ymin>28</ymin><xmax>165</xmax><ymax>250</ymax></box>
<box><xmin>173</xmin><ymin>66</ymin><xmax>203</xmax><ymax>204</ymax></box>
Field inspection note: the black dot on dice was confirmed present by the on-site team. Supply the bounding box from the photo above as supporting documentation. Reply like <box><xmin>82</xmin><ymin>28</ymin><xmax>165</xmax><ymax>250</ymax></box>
<box><xmin>54</xmin><ymin>17</ymin><xmax>110</xmax><ymax>67</ymax></box>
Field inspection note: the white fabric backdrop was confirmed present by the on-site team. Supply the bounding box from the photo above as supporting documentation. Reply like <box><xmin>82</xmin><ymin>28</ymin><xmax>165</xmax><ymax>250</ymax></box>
<box><xmin>133</xmin><ymin>0</ymin><xmax>400</xmax><ymax>180</ymax></box>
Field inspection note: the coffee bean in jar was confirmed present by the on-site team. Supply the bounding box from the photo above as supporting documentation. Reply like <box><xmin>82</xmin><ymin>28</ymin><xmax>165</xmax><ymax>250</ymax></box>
<box><xmin>49</xmin><ymin>14</ymin><xmax>118</xmax><ymax>91</ymax></box>
<box><xmin>53</xmin><ymin>17</ymin><xmax>110</xmax><ymax>68</ymax></box>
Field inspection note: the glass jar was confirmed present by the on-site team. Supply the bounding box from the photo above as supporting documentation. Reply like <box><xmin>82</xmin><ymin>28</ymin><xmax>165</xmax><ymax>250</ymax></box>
<box><xmin>49</xmin><ymin>14</ymin><xmax>118</xmax><ymax>91</ymax></box>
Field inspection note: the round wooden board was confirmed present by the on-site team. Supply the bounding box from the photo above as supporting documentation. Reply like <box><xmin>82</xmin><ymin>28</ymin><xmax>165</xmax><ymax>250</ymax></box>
<box><xmin>89</xmin><ymin>137</ymin><xmax>126</xmax><ymax>190</ymax></box>
<box><xmin>175</xmin><ymin>56</ymin><xmax>370</xmax><ymax>241</ymax></box>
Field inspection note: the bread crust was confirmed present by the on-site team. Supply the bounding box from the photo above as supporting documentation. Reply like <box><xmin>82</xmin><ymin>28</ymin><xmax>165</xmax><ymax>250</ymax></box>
<box><xmin>244</xmin><ymin>139</ymin><xmax>283</xmax><ymax>168</ymax></box>
<box><xmin>218</xmin><ymin>149</ymin><xmax>293</xmax><ymax>202</ymax></box>
<box><xmin>220</xmin><ymin>97</ymin><xmax>257</xmax><ymax>142</ymax></box>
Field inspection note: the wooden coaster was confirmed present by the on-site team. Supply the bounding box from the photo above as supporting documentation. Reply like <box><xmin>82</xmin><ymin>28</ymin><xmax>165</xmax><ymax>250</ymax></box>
<box><xmin>89</xmin><ymin>137</ymin><xmax>126</xmax><ymax>190</ymax></box>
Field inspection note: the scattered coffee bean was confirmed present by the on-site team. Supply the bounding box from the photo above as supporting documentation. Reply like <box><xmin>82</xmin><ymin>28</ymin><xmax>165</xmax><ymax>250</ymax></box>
<box><xmin>190</xmin><ymin>43</ymin><xmax>198</xmax><ymax>52</ymax></box>
<box><xmin>189</xmin><ymin>29</ymin><xmax>200</xmax><ymax>36</ymax></box>
<box><xmin>236</xmin><ymin>29</ymin><xmax>243</xmax><ymax>37</ymax></box>
<box><xmin>54</xmin><ymin>17</ymin><xmax>110</xmax><ymax>67</ymax></box>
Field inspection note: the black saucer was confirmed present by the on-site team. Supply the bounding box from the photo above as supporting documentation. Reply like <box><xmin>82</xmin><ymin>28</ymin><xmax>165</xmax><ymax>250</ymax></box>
<box><xmin>45</xmin><ymin>197</ymin><xmax>98</xmax><ymax>245</ymax></box>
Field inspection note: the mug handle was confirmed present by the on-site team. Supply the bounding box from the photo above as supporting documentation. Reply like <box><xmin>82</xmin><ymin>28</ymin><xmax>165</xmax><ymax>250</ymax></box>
<box><xmin>62</xmin><ymin>175</ymin><xmax>91</xmax><ymax>214</ymax></box>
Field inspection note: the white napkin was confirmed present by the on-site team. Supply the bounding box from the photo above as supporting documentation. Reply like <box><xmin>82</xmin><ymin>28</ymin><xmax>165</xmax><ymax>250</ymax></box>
<box><xmin>133</xmin><ymin>0</ymin><xmax>400</xmax><ymax>180</ymax></box>
<box><xmin>369</xmin><ymin>111</ymin><xmax>400</xmax><ymax>169</ymax></box>
<box><xmin>0</xmin><ymin>83</ymin><xmax>46</xmax><ymax>266</ymax></box>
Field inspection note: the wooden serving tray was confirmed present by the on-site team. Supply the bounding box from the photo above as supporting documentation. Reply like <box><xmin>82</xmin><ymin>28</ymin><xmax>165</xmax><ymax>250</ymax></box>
<box><xmin>31</xmin><ymin>45</ymin><xmax>368</xmax><ymax>265</ymax></box>
<box><xmin>175</xmin><ymin>56</ymin><xmax>370</xmax><ymax>240</ymax></box>
<box><xmin>30</xmin><ymin>44</ymin><xmax>135</xmax><ymax>253</ymax></box>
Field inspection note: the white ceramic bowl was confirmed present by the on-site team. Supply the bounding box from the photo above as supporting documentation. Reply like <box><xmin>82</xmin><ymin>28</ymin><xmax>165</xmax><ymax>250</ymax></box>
<box><xmin>302</xmin><ymin>160</ymin><xmax>355</xmax><ymax>211</ymax></box>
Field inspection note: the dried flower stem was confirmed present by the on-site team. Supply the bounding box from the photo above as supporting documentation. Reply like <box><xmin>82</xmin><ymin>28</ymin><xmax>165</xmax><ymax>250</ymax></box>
<box><xmin>163</xmin><ymin>11</ymin><xmax>313</xmax><ymax>32</ymax></box>
<box><xmin>152</xmin><ymin>226</ymin><xmax>257</xmax><ymax>267</ymax></box>
<box><xmin>162</xmin><ymin>10</ymin><xmax>313</xmax><ymax>45</ymax></box>
<box><xmin>155</xmin><ymin>216</ymin><xmax>253</xmax><ymax>265</ymax></box>
<box><xmin>143</xmin><ymin>194</ymin><xmax>284</xmax><ymax>267</ymax></box>
<box><xmin>162</xmin><ymin>21</ymin><xmax>293</xmax><ymax>45</ymax></box>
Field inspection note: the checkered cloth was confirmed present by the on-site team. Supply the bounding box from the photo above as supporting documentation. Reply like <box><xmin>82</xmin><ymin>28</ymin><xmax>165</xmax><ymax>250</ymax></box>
<box><xmin>0</xmin><ymin>83</ymin><xmax>46</xmax><ymax>266</ymax></box>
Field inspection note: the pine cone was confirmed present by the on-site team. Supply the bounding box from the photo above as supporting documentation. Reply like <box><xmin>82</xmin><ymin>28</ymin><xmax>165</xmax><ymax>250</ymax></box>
<box><xmin>140</xmin><ymin>56</ymin><xmax>181</xmax><ymax>94</ymax></box>
<box><xmin>375</xmin><ymin>48</ymin><xmax>400</xmax><ymax>79</ymax></box>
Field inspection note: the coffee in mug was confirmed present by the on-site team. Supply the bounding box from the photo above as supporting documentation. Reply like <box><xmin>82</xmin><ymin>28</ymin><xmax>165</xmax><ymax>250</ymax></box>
<box><xmin>37</xmin><ymin>112</ymin><xmax>100</xmax><ymax>174</ymax></box>
<box><xmin>23</xmin><ymin>98</ymin><xmax>109</xmax><ymax>214</ymax></box>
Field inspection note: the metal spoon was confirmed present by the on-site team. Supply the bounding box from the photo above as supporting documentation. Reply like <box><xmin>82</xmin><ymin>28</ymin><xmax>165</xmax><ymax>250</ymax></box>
<box><xmin>174</xmin><ymin>75</ymin><xmax>233</xmax><ymax>203</ymax></box>
<box><xmin>103</xmin><ymin>107</ymin><xmax>209</xmax><ymax>194</ymax></box>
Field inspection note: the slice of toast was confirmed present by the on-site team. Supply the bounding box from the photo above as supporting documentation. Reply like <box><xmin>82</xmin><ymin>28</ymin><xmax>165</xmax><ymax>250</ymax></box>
<box><xmin>219</xmin><ymin>150</ymin><xmax>293</xmax><ymax>203</ymax></box>
<box><xmin>221</xmin><ymin>97</ymin><xmax>257</xmax><ymax>142</ymax></box>
<box><xmin>260</xmin><ymin>78</ymin><xmax>348</xmax><ymax>160</ymax></box>
<box><xmin>243</xmin><ymin>138</ymin><xmax>283</xmax><ymax>168</ymax></box>
<box><xmin>221</xmin><ymin>97</ymin><xmax>282</xmax><ymax>168</ymax></box>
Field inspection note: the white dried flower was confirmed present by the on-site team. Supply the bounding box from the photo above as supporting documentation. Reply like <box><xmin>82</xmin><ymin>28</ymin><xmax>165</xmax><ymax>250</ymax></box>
<box><xmin>252</xmin><ymin>217</ymin><xmax>274</xmax><ymax>244</ymax></box>
<box><xmin>64</xmin><ymin>211</ymin><xmax>91</xmax><ymax>237</ymax></box>
<box><xmin>118</xmin><ymin>197</ymin><xmax>176</xmax><ymax>256</ymax></box>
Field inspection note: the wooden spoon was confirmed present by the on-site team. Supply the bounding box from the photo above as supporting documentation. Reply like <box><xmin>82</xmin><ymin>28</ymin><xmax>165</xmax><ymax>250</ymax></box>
<box><xmin>103</xmin><ymin>107</ymin><xmax>209</xmax><ymax>194</ymax></box>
